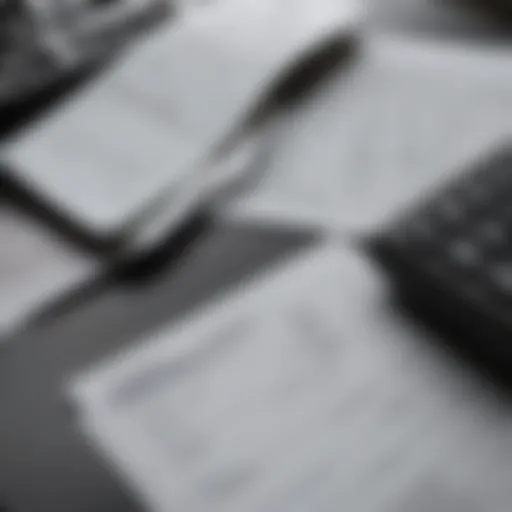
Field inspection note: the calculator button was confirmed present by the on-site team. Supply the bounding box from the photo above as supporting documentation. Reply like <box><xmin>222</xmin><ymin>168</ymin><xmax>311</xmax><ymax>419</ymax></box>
<box><xmin>448</xmin><ymin>240</ymin><xmax>481</xmax><ymax>267</ymax></box>
<box><xmin>478</xmin><ymin>221</ymin><xmax>507</xmax><ymax>246</ymax></box>
<box><xmin>435</xmin><ymin>197</ymin><xmax>466</xmax><ymax>224</ymax></box>
<box><xmin>399</xmin><ymin>215</ymin><xmax>437</xmax><ymax>245</ymax></box>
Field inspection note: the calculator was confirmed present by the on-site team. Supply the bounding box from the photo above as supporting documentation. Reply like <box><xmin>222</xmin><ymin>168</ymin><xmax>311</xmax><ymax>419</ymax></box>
<box><xmin>367</xmin><ymin>144</ymin><xmax>512</xmax><ymax>367</ymax></box>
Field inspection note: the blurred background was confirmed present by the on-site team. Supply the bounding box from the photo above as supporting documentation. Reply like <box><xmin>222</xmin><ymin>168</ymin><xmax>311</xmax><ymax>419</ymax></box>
<box><xmin>2</xmin><ymin>1</ymin><xmax>512</xmax><ymax>511</ymax></box>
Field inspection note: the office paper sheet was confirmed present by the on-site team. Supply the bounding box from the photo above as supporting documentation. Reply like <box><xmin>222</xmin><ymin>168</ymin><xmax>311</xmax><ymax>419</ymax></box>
<box><xmin>222</xmin><ymin>34</ymin><xmax>512</xmax><ymax>234</ymax></box>
<box><xmin>69</xmin><ymin>243</ymin><xmax>512</xmax><ymax>512</ymax></box>
<box><xmin>2</xmin><ymin>0</ymin><xmax>360</xmax><ymax>236</ymax></box>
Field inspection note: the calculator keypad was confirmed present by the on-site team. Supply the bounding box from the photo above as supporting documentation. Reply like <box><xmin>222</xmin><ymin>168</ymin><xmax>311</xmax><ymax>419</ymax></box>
<box><xmin>373</xmin><ymin>146</ymin><xmax>512</xmax><ymax>323</ymax></box>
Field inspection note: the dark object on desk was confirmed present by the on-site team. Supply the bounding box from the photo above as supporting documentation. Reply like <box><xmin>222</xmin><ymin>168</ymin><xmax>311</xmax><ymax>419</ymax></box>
<box><xmin>367</xmin><ymin>144</ymin><xmax>512</xmax><ymax>369</ymax></box>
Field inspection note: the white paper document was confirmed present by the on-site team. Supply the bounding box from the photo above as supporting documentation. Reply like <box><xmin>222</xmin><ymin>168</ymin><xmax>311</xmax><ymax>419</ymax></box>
<box><xmin>0</xmin><ymin>203</ymin><xmax>96</xmax><ymax>336</ymax></box>
<box><xmin>2</xmin><ymin>0</ymin><xmax>360</xmax><ymax>238</ymax></box>
<box><xmin>223</xmin><ymin>34</ymin><xmax>512</xmax><ymax>234</ymax></box>
<box><xmin>69</xmin><ymin>244</ymin><xmax>512</xmax><ymax>512</ymax></box>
